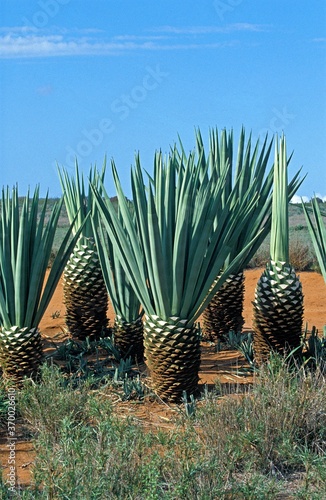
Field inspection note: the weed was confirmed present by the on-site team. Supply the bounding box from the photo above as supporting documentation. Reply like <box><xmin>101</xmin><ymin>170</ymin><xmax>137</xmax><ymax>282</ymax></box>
<box><xmin>289</xmin><ymin>236</ymin><xmax>315</xmax><ymax>271</ymax></box>
<box><xmin>228</xmin><ymin>330</ymin><xmax>257</xmax><ymax>370</ymax></box>
<box><xmin>1</xmin><ymin>354</ymin><xmax>325</xmax><ymax>498</ymax></box>
<box><xmin>121</xmin><ymin>374</ymin><xmax>148</xmax><ymax>401</ymax></box>
<box><xmin>301</xmin><ymin>325</ymin><xmax>326</xmax><ymax>372</ymax></box>
<box><xmin>181</xmin><ymin>391</ymin><xmax>196</xmax><ymax>418</ymax></box>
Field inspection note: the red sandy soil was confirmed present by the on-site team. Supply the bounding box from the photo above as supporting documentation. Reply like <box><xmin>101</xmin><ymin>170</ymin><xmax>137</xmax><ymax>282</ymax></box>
<box><xmin>1</xmin><ymin>269</ymin><xmax>325</xmax><ymax>489</ymax></box>
<box><xmin>39</xmin><ymin>268</ymin><xmax>326</xmax><ymax>334</ymax></box>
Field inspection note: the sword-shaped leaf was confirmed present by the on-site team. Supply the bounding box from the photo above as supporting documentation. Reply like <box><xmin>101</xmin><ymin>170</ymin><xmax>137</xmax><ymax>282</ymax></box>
<box><xmin>302</xmin><ymin>196</ymin><xmax>326</xmax><ymax>282</ymax></box>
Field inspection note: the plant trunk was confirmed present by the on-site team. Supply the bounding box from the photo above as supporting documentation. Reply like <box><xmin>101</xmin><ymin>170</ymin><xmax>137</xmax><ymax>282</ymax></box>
<box><xmin>253</xmin><ymin>261</ymin><xmax>303</xmax><ymax>364</ymax></box>
<box><xmin>63</xmin><ymin>239</ymin><xmax>108</xmax><ymax>341</ymax></box>
<box><xmin>0</xmin><ymin>326</ymin><xmax>43</xmax><ymax>383</ymax></box>
<box><xmin>202</xmin><ymin>271</ymin><xmax>245</xmax><ymax>343</ymax></box>
<box><xmin>144</xmin><ymin>315</ymin><xmax>201</xmax><ymax>402</ymax></box>
<box><xmin>113</xmin><ymin>316</ymin><xmax>144</xmax><ymax>363</ymax></box>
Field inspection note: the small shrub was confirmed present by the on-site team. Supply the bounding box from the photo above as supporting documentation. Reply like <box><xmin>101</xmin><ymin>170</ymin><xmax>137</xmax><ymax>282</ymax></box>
<box><xmin>247</xmin><ymin>244</ymin><xmax>270</xmax><ymax>268</ymax></box>
<box><xmin>248</xmin><ymin>238</ymin><xmax>316</xmax><ymax>271</ymax></box>
<box><xmin>228</xmin><ymin>330</ymin><xmax>256</xmax><ymax>370</ymax></box>
<box><xmin>289</xmin><ymin>236</ymin><xmax>315</xmax><ymax>271</ymax></box>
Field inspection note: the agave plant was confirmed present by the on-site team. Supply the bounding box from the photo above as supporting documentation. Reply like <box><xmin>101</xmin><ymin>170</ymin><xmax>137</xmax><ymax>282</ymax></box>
<box><xmin>92</xmin><ymin>211</ymin><xmax>144</xmax><ymax>362</ymax></box>
<box><xmin>253</xmin><ymin>136</ymin><xmax>304</xmax><ymax>363</ymax></box>
<box><xmin>302</xmin><ymin>196</ymin><xmax>326</xmax><ymax>282</ymax></box>
<box><xmin>179</xmin><ymin>128</ymin><xmax>302</xmax><ymax>344</ymax></box>
<box><xmin>91</xmin><ymin>148</ymin><xmax>265</xmax><ymax>402</ymax></box>
<box><xmin>0</xmin><ymin>186</ymin><xmax>82</xmax><ymax>382</ymax></box>
<box><xmin>58</xmin><ymin>163</ymin><xmax>108</xmax><ymax>341</ymax></box>
<box><xmin>198</xmin><ymin>128</ymin><xmax>274</xmax><ymax>342</ymax></box>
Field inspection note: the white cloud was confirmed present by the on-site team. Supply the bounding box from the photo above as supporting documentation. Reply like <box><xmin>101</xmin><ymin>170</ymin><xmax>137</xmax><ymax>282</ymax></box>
<box><xmin>291</xmin><ymin>195</ymin><xmax>309</xmax><ymax>204</ymax></box>
<box><xmin>312</xmin><ymin>37</ymin><xmax>326</xmax><ymax>43</ymax></box>
<box><xmin>0</xmin><ymin>24</ymin><xmax>264</xmax><ymax>59</ymax></box>
<box><xmin>113</xmin><ymin>34</ymin><xmax>170</xmax><ymax>41</ymax></box>
<box><xmin>150</xmin><ymin>23</ymin><xmax>268</xmax><ymax>35</ymax></box>
<box><xmin>0</xmin><ymin>32</ymin><xmax>117</xmax><ymax>58</ymax></box>
<box><xmin>291</xmin><ymin>194</ymin><xmax>326</xmax><ymax>204</ymax></box>
<box><xmin>0</xmin><ymin>33</ymin><xmax>237</xmax><ymax>58</ymax></box>
<box><xmin>0</xmin><ymin>26</ymin><xmax>37</xmax><ymax>33</ymax></box>
<box><xmin>315</xmin><ymin>193</ymin><xmax>326</xmax><ymax>202</ymax></box>
<box><xmin>36</xmin><ymin>84</ymin><xmax>54</xmax><ymax>96</ymax></box>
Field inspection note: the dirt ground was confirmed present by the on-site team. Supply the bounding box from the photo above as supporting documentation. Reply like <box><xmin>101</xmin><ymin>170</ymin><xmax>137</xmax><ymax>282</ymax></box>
<box><xmin>1</xmin><ymin>268</ymin><xmax>325</xmax><ymax>488</ymax></box>
<box><xmin>40</xmin><ymin>268</ymin><xmax>326</xmax><ymax>334</ymax></box>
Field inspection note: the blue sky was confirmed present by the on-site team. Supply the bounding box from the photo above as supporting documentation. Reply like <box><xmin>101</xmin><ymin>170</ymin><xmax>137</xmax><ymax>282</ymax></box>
<box><xmin>1</xmin><ymin>0</ymin><xmax>325</xmax><ymax>200</ymax></box>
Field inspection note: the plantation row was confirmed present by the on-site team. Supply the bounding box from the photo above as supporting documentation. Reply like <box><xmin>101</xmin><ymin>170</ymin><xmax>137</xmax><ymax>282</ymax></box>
<box><xmin>0</xmin><ymin>128</ymin><xmax>325</xmax><ymax>402</ymax></box>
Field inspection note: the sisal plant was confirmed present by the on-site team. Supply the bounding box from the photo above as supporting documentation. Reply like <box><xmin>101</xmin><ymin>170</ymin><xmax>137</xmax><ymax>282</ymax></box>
<box><xmin>302</xmin><ymin>196</ymin><xmax>326</xmax><ymax>283</ymax></box>
<box><xmin>91</xmin><ymin>146</ymin><xmax>267</xmax><ymax>402</ymax></box>
<box><xmin>253</xmin><ymin>135</ymin><xmax>304</xmax><ymax>363</ymax></box>
<box><xmin>0</xmin><ymin>186</ymin><xmax>82</xmax><ymax>383</ymax></box>
<box><xmin>187</xmin><ymin>128</ymin><xmax>302</xmax><ymax>344</ymax></box>
<box><xmin>91</xmin><ymin>204</ymin><xmax>144</xmax><ymax>363</ymax></box>
<box><xmin>58</xmin><ymin>163</ymin><xmax>108</xmax><ymax>341</ymax></box>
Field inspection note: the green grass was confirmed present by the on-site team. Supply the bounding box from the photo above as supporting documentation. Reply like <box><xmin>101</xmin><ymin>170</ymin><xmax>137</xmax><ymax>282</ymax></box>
<box><xmin>0</xmin><ymin>354</ymin><xmax>325</xmax><ymax>498</ymax></box>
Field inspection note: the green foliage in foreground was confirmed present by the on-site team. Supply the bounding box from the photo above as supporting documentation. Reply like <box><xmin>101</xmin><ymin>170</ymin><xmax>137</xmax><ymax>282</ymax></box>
<box><xmin>1</xmin><ymin>357</ymin><xmax>325</xmax><ymax>499</ymax></box>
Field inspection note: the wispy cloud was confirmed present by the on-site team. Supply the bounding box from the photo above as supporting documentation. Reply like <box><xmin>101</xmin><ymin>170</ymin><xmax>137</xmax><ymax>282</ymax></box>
<box><xmin>112</xmin><ymin>34</ymin><xmax>171</xmax><ymax>41</ymax></box>
<box><xmin>0</xmin><ymin>23</ymin><xmax>263</xmax><ymax>59</ymax></box>
<box><xmin>0</xmin><ymin>26</ymin><xmax>104</xmax><ymax>35</ymax></box>
<box><xmin>150</xmin><ymin>23</ymin><xmax>269</xmax><ymax>35</ymax></box>
<box><xmin>0</xmin><ymin>25</ymin><xmax>37</xmax><ymax>33</ymax></box>
<box><xmin>0</xmin><ymin>33</ymin><xmax>122</xmax><ymax>58</ymax></box>
<box><xmin>36</xmin><ymin>84</ymin><xmax>54</xmax><ymax>96</ymax></box>
<box><xmin>291</xmin><ymin>195</ymin><xmax>309</xmax><ymax>204</ymax></box>
<box><xmin>312</xmin><ymin>37</ymin><xmax>326</xmax><ymax>43</ymax></box>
